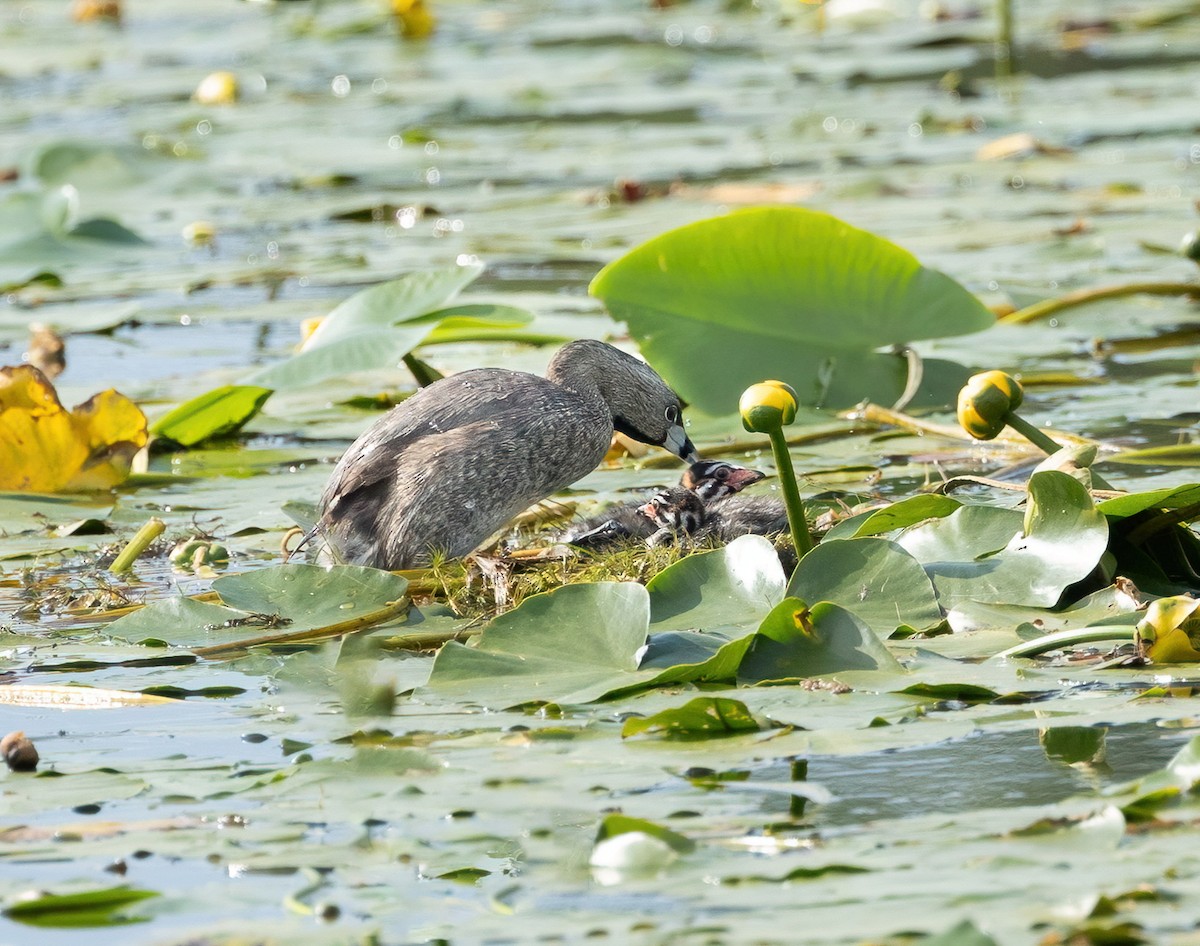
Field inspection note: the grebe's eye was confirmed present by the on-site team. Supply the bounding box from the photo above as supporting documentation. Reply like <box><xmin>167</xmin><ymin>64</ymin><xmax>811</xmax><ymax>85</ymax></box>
<box><xmin>716</xmin><ymin>467</ymin><xmax>729</xmax><ymax>480</ymax></box>
<box><xmin>664</xmin><ymin>405</ymin><xmax>679</xmax><ymax>424</ymax></box>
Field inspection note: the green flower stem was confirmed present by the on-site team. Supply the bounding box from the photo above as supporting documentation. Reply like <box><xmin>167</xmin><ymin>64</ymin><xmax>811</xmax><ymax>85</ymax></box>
<box><xmin>109</xmin><ymin>517</ymin><xmax>166</xmax><ymax>575</ymax></box>
<box><xmin>1002</xmin><ymin>281</ymin><xmax>1199</xmax><ymax>325</ymax></box>
<box><xmin>768</xmin><ymin>427</ymin><xmax>814</xmax><ymax>560</ymax></box>
<box><xmin>993</xmin><ymin>626</ymin><xmax>1136</xmax><ymax>661</ymax></box>
<box><xmin>1004</xmin><ymin>412</ymin><xmax>1117</xmax><ymax>491</ymax></box>
<box><xmin>1002</xmin><ymin>412</ymin><xmax>1060</xmax><ymax>455</ymax></box>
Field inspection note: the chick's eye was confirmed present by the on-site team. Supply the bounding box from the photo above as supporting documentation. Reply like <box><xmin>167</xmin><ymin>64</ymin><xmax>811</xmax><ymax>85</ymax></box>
<box><xmin>664</xmin><ymin>405</ymin><xmax>679</xmax><ymax>424</ymax></box>
<box><xmin>716</xmin><ymin>468</ymin><xmax>729</xmax><ymax>480</ymax></box>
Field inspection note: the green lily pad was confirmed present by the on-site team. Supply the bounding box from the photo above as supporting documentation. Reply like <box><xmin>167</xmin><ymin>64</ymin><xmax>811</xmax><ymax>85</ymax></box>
<box><xmin>596</xmin><ymin>813</ymin><xmax>695</xmax><ymax>854</ymax></box>
<box><xmin>898</xmin><ymin>471</ymin><xmax>1110</xmax><ymax>608</ymax></box>
<box><xmin>646</xmin><ymin>534</ymin><xmax>786</xmax><ymax>633</ymax></box>
<box><xmin>1107</xmin><ymin>444</ymin><xmax>1200</xmax><ymax>466</ymax></box>
<box><xmin>242</xmin><ymin>266</ymin><xmax>542</xmax><ymax>389</ymax></box>
<box><xmin>621</xmin><ymin>696</ymin><xmax>761</xmax><ymax>739</ymax></box>
<box><xmin>1099</xmin><ymin>483</ymin><xmax>1200</xmax><ymax>519</ymax></box>
<box><xmin>923</xmin><ymin>920</ymin><xmax>999</xmax><ymax>946</ymax></box>
<box><xmin>738</xmin><ymin>598</ymin><xmax>904</xmax><ymax>683</ymax></box>
<box><xmin>150</xmin><ymin>385</ymin><xmax>274</xmax><ymax>447</ymax></box>
<box><xmin>3</xmin><ymin>885</ymin><xmax>158</xmax><ymax>929</ymax></box>
<box><xmin>211</xmin><ymin>563</ymin><xmax>408</xmax><ymax>616</ymax></box>
<box><xmin>589</xmin><ymin>206</ymin><xmax>994</xmax><ymax>412</ymax></box>
<box><xmin>104</xmin><ymin>564</ymin><xmax>409</xmax><ymax>648</ymax></box>
<box><xmin>0</xmin><ymin>188</ymin><xmax>150</xmax><ymax>283</ymax></box>
<box><xmin>788</xmin><ymin>537</ymin><xmax>944</xmax><ymax>637</ymax></box>
<box><xmin>834</xmin><ymin>494</ymin><xmax>962</xmax><ymax>539</ymax></box>
<box><xmin>422</xmin><ymin>582</ymin><xmax>658</xmax><ymax>707</ymax></box>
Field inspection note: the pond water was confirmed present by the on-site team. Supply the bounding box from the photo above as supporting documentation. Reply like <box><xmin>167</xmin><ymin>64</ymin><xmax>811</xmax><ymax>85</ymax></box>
<box><xmin>2</xmin><ymin>0</ymin><xmax>1200</xmax><ymax>943</ymax></box>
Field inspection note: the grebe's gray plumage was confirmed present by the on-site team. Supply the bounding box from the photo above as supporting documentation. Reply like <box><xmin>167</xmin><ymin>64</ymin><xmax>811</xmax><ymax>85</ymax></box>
<box><xmin>563</xmin><ymin>460</ymin><xmax>764</xmax><ymax>549</ymax></box>
<box><xmin>313</xmin><ymin>339</ymin><xmax>698</xmax><ymax>569</ymax></box>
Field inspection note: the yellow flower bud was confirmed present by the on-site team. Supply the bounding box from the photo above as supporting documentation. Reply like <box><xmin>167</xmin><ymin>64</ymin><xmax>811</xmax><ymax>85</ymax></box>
<box><xmin>740</xmin><ymin>380</ymin><xmax>798</xmax><ymax>433</ymax></box>
<box><xmin>956</xmin><ymin>370</ymin><xmax>1023</xmax><ymax>441</ymax></box>
<box><xmin>392</xmin><ymin>0</ymin><xmax>436</xmax><ymax>38</ymax></box>
<box><xmin>194</xmin><ymin>71</ymin><xmax>238</xmax><ymax>106</ymax></box>
<box><xmin>1137</xmin><ymin>595</ymin><xmax>1200</xmax><ymax>663</ymax></box>
<box><xmin>182</xmin><ymin>221</ymin><xmax>216</xmax><ymax>245</ymax></box>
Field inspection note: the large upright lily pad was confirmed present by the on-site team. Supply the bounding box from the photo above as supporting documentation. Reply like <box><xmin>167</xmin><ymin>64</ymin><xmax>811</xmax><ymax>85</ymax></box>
<box><xmin>589</xmin><ymin>207</ymin><xmax>994</xmax><ymax>412</ymax></box>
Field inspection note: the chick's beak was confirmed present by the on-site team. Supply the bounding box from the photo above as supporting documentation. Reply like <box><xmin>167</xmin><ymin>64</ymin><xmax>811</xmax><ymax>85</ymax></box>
<box><xmin>728</xmin><ymin>467</ymin><xmax>766</xmax><ymax>490</ymax></box>
<box><xmin>663</xmin><ymin>424</ymin><xmax>699</xmax><ymax>463</ymax></box>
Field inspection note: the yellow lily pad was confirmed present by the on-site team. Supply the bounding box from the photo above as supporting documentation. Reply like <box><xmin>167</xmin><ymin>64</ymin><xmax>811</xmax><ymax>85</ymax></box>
<box><xmin>1146</xmin><ymin>627</ymin><xmax>1200</xmax><ymax>664</ymax></box>
<box><xmin>0</xmin><ymin>365</ymin><xmax>147</xmax><ymax>492</ymax></box>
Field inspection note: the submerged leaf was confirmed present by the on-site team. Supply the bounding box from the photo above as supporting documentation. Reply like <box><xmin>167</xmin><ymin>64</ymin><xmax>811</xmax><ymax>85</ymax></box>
<box><xmin>590</xmin><ymin>206</ymin><xmax>994</xmax><ymax>412</ymax></box>
<box><xmin>105</xmin><ymin>565</ymin><xmax>409</xmax><ymax>649</ymax></box>
<box><xmin>0</xmin><ymin>365</ymin><xmax>147</xmax><ymax>491</ymax></box>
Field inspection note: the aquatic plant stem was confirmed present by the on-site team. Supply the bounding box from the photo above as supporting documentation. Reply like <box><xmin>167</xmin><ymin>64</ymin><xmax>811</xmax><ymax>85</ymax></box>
<box><xmin>191</xmin><ymin>597</ymin><xmax>411</xmax><ymax>659</ymax></box>
<box><xmin>109</xmin><ymin>517</ymin><xmax>165</xmax><ymax>575</ymax></box>
<box><xmin>994</xmin><ymin>626</ymin><xmax>1136</xmax><ymax>660</ymax></box>
<box><xmin>1002</xmin><ymin>281</ymin><xmax>1200</xmax><ymax>325</ymax></box>
<box><xmin>994</xmin><ymin>0</ymin><xmax>1015</xmax><ymax>80</ymax></box>
<box><xmin>768</xmin><ymin>427</ymin><xmax>814</xmax><ymax>560</ymax></box>
<box><xmin>1003</xmin><ymin>412</ymin><xmax>1062</xmax><ymax>455</ymax></box>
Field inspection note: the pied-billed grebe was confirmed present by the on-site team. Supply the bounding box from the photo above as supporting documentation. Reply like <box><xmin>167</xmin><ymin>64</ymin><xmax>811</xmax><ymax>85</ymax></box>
<box><xmin>313</xmin><ymin>339</ymin><xmax>698</xmax><ymax>569</ymax></box>
<box><xmin>563</xmin><ymin>460</ymin><xmax>765</xmax><ymax>549</ymax></box>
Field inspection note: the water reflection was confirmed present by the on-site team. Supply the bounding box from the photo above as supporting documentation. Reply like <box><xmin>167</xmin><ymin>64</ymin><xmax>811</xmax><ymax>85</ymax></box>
<box><xmin>776</xmin><ymin>724</ymin><xmax>1191</xmax><ymax>826</ymax></box>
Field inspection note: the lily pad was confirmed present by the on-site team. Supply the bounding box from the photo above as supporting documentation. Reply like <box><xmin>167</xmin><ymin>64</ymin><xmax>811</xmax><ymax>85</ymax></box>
<box><xmin>621</xmin><ymin>696</ymin><xmax>761</xmax><ymax>739</ymax></box>
<box><xmin>738</xmin><ymin>598</ymin><xmax>904</xmax><ymax>683</ymax></box>
<box><xmin>595</xmin><ymin>813</ymin><xmax>695</xmax><ymax>854</ymax></box>
<box><xmin>104</xmin><ymin>564</ymin><xmax>410</xmax><ymax>649</ymax></box>
<box><xmin>646</xmin><ymin>534</ymin><xmax>786</xmax><ymax>633</ymax></box>
<box><xmin>788</xmin><ymin>537</ymin><xmax>944</xmax><ymax>637</ymax></box>
<box><xmin>898</xmin><ymin>471</ymin><xmax>1110</xmax><ymax>608</ymax></box>
<box><xmin>242</xmin><ymin>266</ymin><xmax>540</xmax><ymax>389</ymax></box>
<box><xmin>833</xmin><ymin>494</ymin><xmax>962</xmax><ymax>539</ymax></box>
<box><xmin>1099</xmin><ymin>483</ymin><xmax>1200</xmax><ymax>519</ymax></box>
<box><xmin>422</xmin><ymin>582</ymin><xmax>658</xmax><ymax>707</ymax></box>
<box><xmin>150</xmin><ymin>385</ymin><xmax>274</xmax><ymax>447</ymax></box>
<box><xmin>589</xmin><ymin>206</ymin><xmax>994</xmax><ymax>412</ymax></box>
<box><xmin>2</xmin><ymin>885</ymin><xmax>158</xmax><ymax>929</ymax></box>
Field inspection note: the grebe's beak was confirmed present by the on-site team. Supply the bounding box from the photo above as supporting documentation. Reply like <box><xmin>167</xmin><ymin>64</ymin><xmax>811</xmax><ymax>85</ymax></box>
<box><xmin>663</xmin><ymin>424</ymin><xmax>699</xmax><ymax>463</ymax></box>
